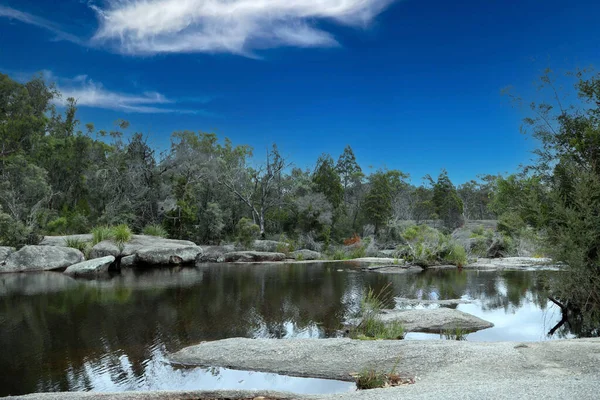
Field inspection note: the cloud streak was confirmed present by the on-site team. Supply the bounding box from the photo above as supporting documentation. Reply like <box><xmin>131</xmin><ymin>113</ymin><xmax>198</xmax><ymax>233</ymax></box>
<box><xmin>0</xmin><ymin>5</ymin><xmax>84</xmax><ymax>45</ymax></box>
<box><xmin>91</xmin><ymin>0</ymin><xmax>396</xmax><ymax>55</ymax></box>
<box><xmin>52</xmin><ymin>74</ymin><xmax>203</xmax><ymax>114</ymax></box>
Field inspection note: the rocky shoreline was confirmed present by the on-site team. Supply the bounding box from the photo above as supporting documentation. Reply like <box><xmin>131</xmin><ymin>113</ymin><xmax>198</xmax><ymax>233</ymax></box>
<box><xmin>0</xmin><ymin>234</ymin><xmax>560</xmax><ymax>276</ymax></box>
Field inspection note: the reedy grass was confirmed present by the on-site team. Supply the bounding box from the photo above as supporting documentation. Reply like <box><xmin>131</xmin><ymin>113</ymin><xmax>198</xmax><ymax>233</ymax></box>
<box><xmin>142</xmin><ymin>223</ymin><xmax>168</xmax><ymax>238</ymax></box>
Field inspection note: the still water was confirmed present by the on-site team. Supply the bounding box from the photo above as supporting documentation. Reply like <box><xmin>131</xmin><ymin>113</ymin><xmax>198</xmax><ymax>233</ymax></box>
<box><xmin>0</xmin><ymin>262</ymin><xmax>568</xmax><ymax>396</ymax></box>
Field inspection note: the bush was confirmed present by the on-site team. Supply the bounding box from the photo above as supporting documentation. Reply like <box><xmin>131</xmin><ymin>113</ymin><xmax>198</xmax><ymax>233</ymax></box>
<box><xmin>46</xmin><ymin>217</ymin><xmax>68</xmax><ymax>234</ymax></box>
<box><xmin>498</xmin><ymin>211</ymin><xmax>526</xmax><ymax>236</ymax></box>
<box><xmin>236</xmin><ymin>217</ymin><xmax>260</xmax><ymax>249</ymax></box>
<box><xmin>0</xmin><ymin>212</ymin><xmax>38</xmax><ymax>248</ymax></box>
<box><xmin>142</xmin><ymin>223</ymin><xmax>168</xmax><ymax>238</ymax></box>
<box><xmin>443</xmin><ymin>243</ymin><xmax>467</xmax><ymax>267</ymax></box>
<box><xmin>113</xmin><ymin>224</ymin><xmax>132</xmax><ymax>244</ymax></box>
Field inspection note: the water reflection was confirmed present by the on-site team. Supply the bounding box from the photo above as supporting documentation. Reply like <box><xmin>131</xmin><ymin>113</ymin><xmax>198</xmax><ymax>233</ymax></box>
<box><xmin>0</xmin><ymin>263</ymin><xmax>574</xmax><ymax>396</ymax></box>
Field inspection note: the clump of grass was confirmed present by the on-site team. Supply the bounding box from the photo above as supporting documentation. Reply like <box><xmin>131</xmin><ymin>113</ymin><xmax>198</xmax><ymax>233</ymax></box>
<box><xmin>113</xmin><ymin>224</ymin><xmax>132</xmax><ymax>244</ymax></box>
<box><xmin>91</xmin><ymin>226</ymin><xmax>114</xmax><ymax>245</ymax></box>
<box><xmin>64</xmin><ymin>237</ymin><xmax>89</xmax><ymax>253</ymax></box>
<box><xmin>351</xmin><ymin>284</ymin><xmax>405</xmax><ymax>340</ymax></box>
<box><xmin>443</xmin><ymin>243</ymin><xmax>467</xmax><ymax>267</ymax></box>
<box><xmin>142</xmin><ymin>223</ymin><xmax>168</xmax><ymax>238</ymax></box>
<box><xmin>330</xmin><ymin>248</ymin><xmax>348</xmax><ymax>260</ymax></box>
<box><xmin>296</xmin><ymin>253</ymin><xmax>305</xmax><ymax>261</ymax></box>
<box><xmin>442</xmin><ymin>326</ymin><xmax>468</xmax><ymax>341</ymax></box>
<box><xmin>355</xmin><ymin>369</ymin><xmax>387</xmax><ymax>390</ymax></box>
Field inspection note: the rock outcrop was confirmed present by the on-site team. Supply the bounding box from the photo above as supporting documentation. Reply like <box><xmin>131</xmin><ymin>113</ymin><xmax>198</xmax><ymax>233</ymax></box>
<box><xmin>224</xmin><ymin>251</ymin><xmax>287</xmax><ymax>262</ymax></box>
<box><xmin>0</xmin><ymin>246</ymin><xmax>15</xmax><ymax>264</ymax></box>
<box><xmin>1</xmin><ymin>246</ymin><xmax>84</xmax><ymax>273</ymax></box>
<box><xmin>290</xmin><ymin>249</ymin><xmax>322</xmax><ymax>260</ymax></box>
<box><xmin>136</xmin><ymin>246</ymin><xmax>203</xmax><ymax>266</ymax></box>
<box><xmin>89</xmin><ymin>235</ymin><xmax>197</xmax><ymax>259</ymax></box>
<box><xmin>64</xmin><ymin>256</ymin><xmax>115</xmax><ymax>278</ymax></box>
<box><xmin>39</xmin><ymin>234</ymin><xmax>93</xmax><ymax>247</ymax></box>
<box><xmin>467</xmin><ymin>257</ymin><xmax>556</xmax><ymax>270</ymax></box>
<box><xmin>252</xmin><ymin>240</ymin><xmax>289</xmax><ymax>252</ymax></box>
<box><xmin>196</xmin><ymin>245</ymin><xmax>236</xmax><ymax>263</ymax></box>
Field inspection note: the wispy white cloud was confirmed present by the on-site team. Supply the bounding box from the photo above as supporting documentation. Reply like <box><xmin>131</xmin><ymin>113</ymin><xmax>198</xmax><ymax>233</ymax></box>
<box><xmin>0</xmin><ymin>5</ymin><xmax>84</xmax><ymax>45</ymax></box>
<box><xmin>49</xmin><ymin>72</ymin><xmax>205</xmax><ymax>114</ymax></box>
<box><xmin>91</xmin><ymin>0</ymin><xmax>397</xmax><ymax>55</ymax></box>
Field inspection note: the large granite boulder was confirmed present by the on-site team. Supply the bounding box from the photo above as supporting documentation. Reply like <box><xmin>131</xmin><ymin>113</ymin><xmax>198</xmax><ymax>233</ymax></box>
<box><xmin>0</xmin><ymin>246</ymin><xmax>15</xmax><ymax>264</ymax></box>
<box><xmin>196</xmin><ymin>245</ymin><xmax>236</xmax><ymax>264</ymax></box>
<box><xmin>89</xmin><ymin>235</ymin><xmax>198</xmax><ymax>259</ymax></box>
<box><xmin>252</xmin><ymin>240</ymin><xmax>289</xmax><ymax>252</ymax></box>
<box><xmin>224</xmin><ymin>251</ymin><xmax>287</xmax><ymax>262</ymax></box>
<box><xmin>1</xmin><ymin>245</ymin><xmax>84</xmax><ymax>273</ymax></box>
<box><xmin>136</xmin><ymin>246</ymin><xmax>203</xmax><ymax>266</ymax></box>
<box><xmin>467</xmin><ymin>257</ymin><xmax>556</xmax><ymax>270</ymax></box>
<box><xmin>64</xmin><ymin>256</ymin><xmax>115</xmax><ymax>278</ymax></box>
<box><xmin>290</xmin><ymin>249</ymin><xmax>322</xmax><ymax>261</ymax></box>
<box><xmin>39</xmin><ymin>234</ymin><xmax>93</xmax><ymax>247</ymax></box>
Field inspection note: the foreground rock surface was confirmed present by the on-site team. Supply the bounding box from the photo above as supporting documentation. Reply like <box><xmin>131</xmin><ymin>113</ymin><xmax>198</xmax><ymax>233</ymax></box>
<box><xmin>376</xmin><ymin>308</ymin><xmax>493</xmax><ymax>333</ymax></box>
<box><xmin>8</xmin><ymin>339</ymin><xmax>600</xmax><ymax>399</ymax></box>
<box><xmin>1</xmin><ymin>246</ymin><xmax>84</xmax><ymax>273</ymax></box>
<box><xmin>224</xmin><ymin>251</ymin><xmax>287</xmax><ymax>262</ymax></box>
<box><xmin>64</xmin><ymin>256</ymin><xmax>115</xmax><ymax>277</ymax></box>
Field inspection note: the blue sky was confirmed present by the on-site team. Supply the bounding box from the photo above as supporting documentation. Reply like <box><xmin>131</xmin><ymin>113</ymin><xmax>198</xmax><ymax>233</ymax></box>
<box><xmin>1</xmin><ymin>0</ymin><xmax>599</xmax><ymax>184</ymax></box>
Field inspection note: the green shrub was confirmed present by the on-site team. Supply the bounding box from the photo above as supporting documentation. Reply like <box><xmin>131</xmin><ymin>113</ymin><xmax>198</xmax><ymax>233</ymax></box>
<box><xmin>351</xmin><ymin>284</ymin><xmax>405</xmax><ymax>340</ymax></box>
<box><xmin>350</xmin><ymin>245</ymin><xmax>366</xmax><ymax>259</ymax></box>
<box><xmin>444</xmin><ymin>243</ymin><xmax>467</xmax><ymax>267</ymax></box>
<box><xmin>0</xmin><ymin>212</ymin><xmax>38</xmax><ymax>248</ymax></box>
<box><xmin>46</xmin><ymin>217</ymin><xmax>68</xmax><ymax>234</ymax></box>
<box><xmin>471</xmin><ymin>225</ymin><xmax>485</xmax><ymax>236</ymax></box>
<box><xmin>236</xmin><ymin>217</ymin><xmax>260</xmax><ymax>249</ymax></box>
<box><xmin>91</xmin><ymin>226</ymin><xmax>114</xmax><ymax>245</ymax></box>
<box><xmin>142</xmin><ymin>223</ymin><xmax>168</xmax><ymax>238</ymax></box>
<box><xmin>113</xmin><ymin>224</ymin><xmax>132</xmax><ymax>244</ymax></box>
<box><xmin>498</xmin><ymin>211</ymin><xmax>526</xmax><ymax>236</ymax></box>
<box><xmin>329</xmin><ymin>248</ymin><xmax>348</xmax><ymax>260</ymax></box>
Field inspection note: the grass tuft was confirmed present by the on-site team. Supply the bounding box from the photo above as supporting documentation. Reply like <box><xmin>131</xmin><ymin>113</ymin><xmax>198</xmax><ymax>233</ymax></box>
<box><xmin>442</xmin><ymin>326</ymin><xmax>468</xmax><ymax>341</ymax></box>
<box><xmin>142</xmin><ymin>223</ymin><xmax>168</xmax><ymax>238</ymax></box>
<box><xmin>113</xmin><ymin>224</ymin><xmax>132</xmax><ymax>244</ymax></box>
<box><xmin>91</xmin><ymin>226</ymin><xmax>114</xmax><ymax>245</ymax></box>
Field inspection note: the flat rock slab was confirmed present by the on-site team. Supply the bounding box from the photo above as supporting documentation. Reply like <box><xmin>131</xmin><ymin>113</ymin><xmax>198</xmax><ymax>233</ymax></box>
<box><xmin>64</xmin><ymin>256</ymin><xmax>115</xmax><ymax>277</ymax></box>
<box><xmin>90</xmin><ymin>235</ymin><xmax>198</xmax><ymax>259</ymax></box>
<box><xmin>291</xmin><ymin>249</ymin><xmax>322</xmax><ymax>260</ymax></box>
<box><xmin>1</xmin><ymin>245</ymin><xmax>84</xmax><ymax>273</ymax></box>
<box><xmin>350</xmin><ymin>257</ymin><xmax>399</xmax><ymax>264</ymax></box>
<box><xmin>467</xmin><ymin>257</ymin><xmax>557</xmax><ymax>270</ymax></box>
<box><xmin>377</xmin><ymin>308</ymin><xmax>493</xmax><ymax>333</ymax></box>
<box><xmin>394</xmin><ymin>297</ymin><xmax>474</xmax><ymax>306</ymax></box>
<box><xmin>170</xmin><ymin>338</ymin><xmax>600</xmax><ymax>385</ymax></box>
<box><xmin>136</xmin><ymin>246</ymin><xmax>203</xmax><ymax>266</ymax></box>
<box><xmin>363</xmin><ymin>265</ymin><xmax>421</xmax><ymax>274</ymax></box>
<box><xmin>253</xmin><ymin>240</ymin><xmax>290</xmax><ymax>252</ymax></box>
<box><xmin>224</xmin><ymin>251</ymin><xmax>287</xmax><ymax>262</ymax></box>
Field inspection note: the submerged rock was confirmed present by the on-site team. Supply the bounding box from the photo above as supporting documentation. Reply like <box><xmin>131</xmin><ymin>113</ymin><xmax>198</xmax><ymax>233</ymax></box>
<box><xmin>394</xmin><ymin>297</ymin><xmax>474</xmax><ymax>306</ymax></box>
<box><xmin>377</xmin><ymin>308</ymin><xmax>493</xmax><ymax>333</ymax></box>
<box><xmin>224</xmin><ymin>251</ymin><xmax>287</xmax><ymax>262</ymax></box>
<box><xmin>291</xmin><ymin>249</ymin><xmax>322</xmax><ymax>260</ymax></box>
<box><xmin>196</xmin><ymin>245</ymin><xmax>236</xmax><ymax>263</ymax></box>
<box><xmin>64</xmin><ymin>256</ymin><xmax>115</xmax><ymax>278</ymax></box>
<box><xmin>1</xmin><ymin>245</ymin><xmax>84</xmax><ymax>273</ymax></box>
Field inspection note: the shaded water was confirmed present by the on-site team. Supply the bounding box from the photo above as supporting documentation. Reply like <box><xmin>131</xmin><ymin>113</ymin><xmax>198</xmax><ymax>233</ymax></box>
<box><xmin>0</xmin><ymin>262</ymin><xmax>569</xmax><ymax>396</ymax></box>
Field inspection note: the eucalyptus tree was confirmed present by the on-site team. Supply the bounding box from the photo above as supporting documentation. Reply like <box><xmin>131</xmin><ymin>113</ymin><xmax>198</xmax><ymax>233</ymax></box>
<box><xmin>363</xmin><ymin>169</ymin><xmax>409</xmax><ymax>235</ymax></box>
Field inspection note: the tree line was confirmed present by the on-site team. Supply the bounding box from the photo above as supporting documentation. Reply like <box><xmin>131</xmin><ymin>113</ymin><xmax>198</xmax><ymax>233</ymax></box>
<box><xmin>0</xmin><ymin>72</ymin><xmax>497</xmax><ymax>249</ymax></box>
